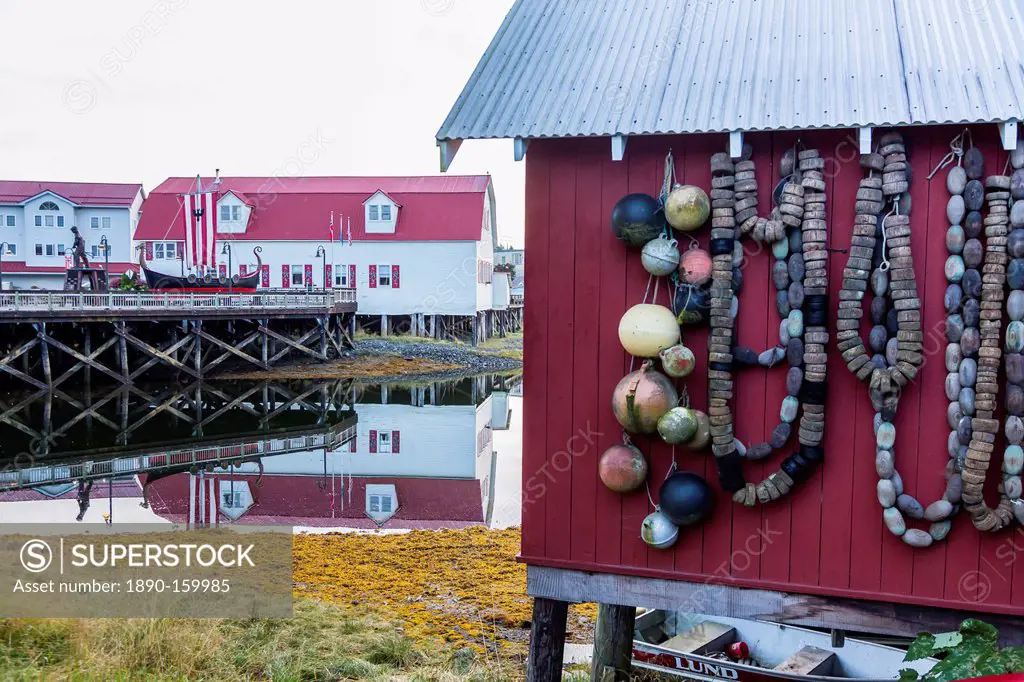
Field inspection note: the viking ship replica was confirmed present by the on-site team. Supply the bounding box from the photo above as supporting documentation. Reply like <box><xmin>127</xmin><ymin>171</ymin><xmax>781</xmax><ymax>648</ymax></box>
<box><xmin>138</xmin><ymin>176</ymin><xmax>263</xmax><ymax>291</ymax></box>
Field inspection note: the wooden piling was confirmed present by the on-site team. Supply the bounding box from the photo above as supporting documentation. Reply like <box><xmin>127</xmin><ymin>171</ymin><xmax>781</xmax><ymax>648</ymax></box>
<box><xmin>590</xmin><ymin>604</ymin><xmax>636</xmax><ymax>682</ymax></box>
<box><xmin>526</xmin><ymin>598</ymin><xmax>569</xmax><ymax>682</ymax></box>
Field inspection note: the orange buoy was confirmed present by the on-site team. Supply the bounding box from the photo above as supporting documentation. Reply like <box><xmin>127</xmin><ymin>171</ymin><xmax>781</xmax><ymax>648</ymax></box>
<box><xmin>678</xmin><ymin>247</ymin><xmax>713</xmax><ymax>286</ymax></box>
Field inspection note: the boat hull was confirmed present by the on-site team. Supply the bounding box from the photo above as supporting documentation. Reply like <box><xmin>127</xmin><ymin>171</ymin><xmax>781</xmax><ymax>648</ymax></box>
<box><xmin>141</xmin><ymin>266</ymin><xmax>260</xmax><ymax>291</ymax></box>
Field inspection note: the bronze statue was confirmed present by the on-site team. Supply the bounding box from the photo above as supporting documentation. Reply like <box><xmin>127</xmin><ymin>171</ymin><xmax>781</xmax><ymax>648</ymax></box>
<box><xmin>70</xmin><ymin>226</ymin><xmax>90</xmax><ymax>268</ymax></box>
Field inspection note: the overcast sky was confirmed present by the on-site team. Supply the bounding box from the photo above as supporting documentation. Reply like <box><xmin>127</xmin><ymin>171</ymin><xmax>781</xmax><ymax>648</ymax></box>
<box><xmin>0</xmin><ymin>0</ymin><xmax>524</xmax><ymax>247</ymax></box>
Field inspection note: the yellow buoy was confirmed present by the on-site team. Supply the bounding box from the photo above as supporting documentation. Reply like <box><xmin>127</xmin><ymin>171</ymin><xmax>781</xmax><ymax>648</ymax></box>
<box><xmin>664</xmin><ymin>185</ymin><xmax>710</xmax><ymax>232</ymax></box>
<box><xmin>618</xmin><ymin>304</ymin><xmax>680</xmax><ymax>357</ymax></box>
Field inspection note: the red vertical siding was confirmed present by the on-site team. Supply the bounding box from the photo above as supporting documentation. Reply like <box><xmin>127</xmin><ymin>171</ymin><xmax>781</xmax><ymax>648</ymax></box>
<box><xmin>521</xmin><ymin>125</ymin><xmax>1024</xmax><ymax>617</ymax></box>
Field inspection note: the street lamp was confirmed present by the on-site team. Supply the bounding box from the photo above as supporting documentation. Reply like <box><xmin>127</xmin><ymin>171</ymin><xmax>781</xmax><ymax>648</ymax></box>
<box><xmin>99</xmin><ymin>235</ymin><xmax>109</xmax><ymax>276</ymax></box>
<box><xmin>315</xmin><ymin>245</ymin><xmax>327</xmax><ymax>292</ymax></box>
<box><xmin>221</xmin><ymin>243</ymin><xmax>233</xmax><ymax>293</ymax></box>
<box><xmin>0</xmin><ymin>241</ymin><xmax>8</xmax><ymax>291</ymax></box>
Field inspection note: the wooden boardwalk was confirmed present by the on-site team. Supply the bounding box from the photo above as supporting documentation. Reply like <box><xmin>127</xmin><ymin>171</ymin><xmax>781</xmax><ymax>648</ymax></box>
<box><xmin>0</xmin><ymin>289</ymin><xmax>358</xmax><ymax>389</ymax></box>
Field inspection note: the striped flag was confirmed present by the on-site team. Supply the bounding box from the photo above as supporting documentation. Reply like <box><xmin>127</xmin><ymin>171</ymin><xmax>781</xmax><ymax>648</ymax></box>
<box><xmin>182</xmin><ymin>192</ymin><xmax>218</xmax><ymax>269</ymax></box>
<box><xmin>328</xmin><ymin>210</ymin><xmax>335</xmax><ymax>241</ymax></box>
<box><xmin>346</xmin><ymin>216</ymin><xmax>352</xmax><ymax>246</ymax></box>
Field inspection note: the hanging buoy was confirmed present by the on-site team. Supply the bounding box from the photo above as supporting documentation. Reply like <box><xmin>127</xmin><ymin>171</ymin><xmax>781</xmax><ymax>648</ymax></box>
<box><xmin>657</xmin><ymin>407</ymin><xmax>699</xmax><ymax>444</ymax></box>
<box><xmin>678</xmin><ymin>246</ymin><xmax>713</xmax><ymax>286</ymax></box>
<box><xmin>686</xmin><ymin>411</ymin><xmax>711</xmax><ymax>451</ymax></box>
<box><xmin>598</xmin><ymin>444</ymin><xmax>648</xmax><ymax>493</ymax></box>
<box><xmin>612</xmin><ymin>365</ymin><xmax>678</xmax><ymax>434</ymax></box>
<box><xmin>641</xmin><ymin>509</ymin><xmax>680</xmax><ymax>549</ymax></box>
<box><xmin>618</xmin><ymin>304</ymin><xmax>680</xmax><ymax>357</ymax></box>
<box><xmin>658</xmin><ymin>471</ymin><xmax>714</xmax><ymax>526</ymax></box>
<box><xmin>641</xmin><ymin>235</ymin><xmax>680</xmax><ymax>276</ymax></box>
<box><xmin>674</xmin><ymin>283</ymin><xmax>711</xmax><ymax>326</ymax></box>
<box><xmin>611</xmin><ymin>193</ymin><xmax>665</xmax><ymax>248</ymax></box>
<box><xmin>659</xmin><ymin>343</ymin><xmax>696</xmax><ymax>378</ymax></box>
<box><xmin>664</xmin><ymin>185</ymin><xmax>710</xmax><ymax>232</ymax></box>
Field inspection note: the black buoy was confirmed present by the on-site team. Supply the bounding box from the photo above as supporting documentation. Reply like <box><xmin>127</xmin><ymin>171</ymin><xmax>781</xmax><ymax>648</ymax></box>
<box><xmin>673</xmin><ymin>282</ymin><xmax>711</xmax><ymax>326</ymax></box>
<box><xmin>658</xmin><ymin>471</ymin><xmax>714</xmax><ymax>526</ymax></box>
<box><xmin>611</xmin><ymin>193</ymin><xmax>665</xmax><ymax>248</ymax></box>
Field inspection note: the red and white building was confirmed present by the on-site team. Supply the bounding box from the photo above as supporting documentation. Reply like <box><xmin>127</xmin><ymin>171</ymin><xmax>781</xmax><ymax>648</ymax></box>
<box><xmin>134</xmin><ymin>175</ymin><xmax>515</xmax><ymax>339</ymax></box>
<box><xmin>0</xmin><ymin>181</ymin><xmax>144</xmax><ymax>290</ymax></box>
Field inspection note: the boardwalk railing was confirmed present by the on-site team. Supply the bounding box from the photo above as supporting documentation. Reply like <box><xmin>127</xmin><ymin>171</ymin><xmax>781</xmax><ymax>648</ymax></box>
<box><xmin>0</xmin><ymin>424</ymin><xmax>357</xmax><ymax>490</ymax></box>
<box><xmin>0</xmin><ymin>288</ymin><xmax>356</xmax><ymax>313</ymax></box>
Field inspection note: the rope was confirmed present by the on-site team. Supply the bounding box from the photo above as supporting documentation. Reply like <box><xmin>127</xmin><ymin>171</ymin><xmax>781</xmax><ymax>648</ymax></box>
<box><xmin>927</xmin><ymin>129</ymin><xmax>969</xmax><ymax>180</ymax></box>
<box><xmin>662</xmin><ymin>150</ymin><xmax>677</xmax><ymax>200</ymax></box>
<box><xmin>879</xmin><ymin>202</ymin><xmax>897</xmax><ymax>272</ymax></box>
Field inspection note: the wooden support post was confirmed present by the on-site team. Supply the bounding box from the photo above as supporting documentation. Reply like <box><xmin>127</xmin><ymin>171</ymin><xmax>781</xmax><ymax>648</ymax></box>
<box><xmin>261</xmin><ymin>319</ymin><xmax>269</xmax><ymax>366</ymax></box>
<box><xmin>38</xmin><ymin>324</ymin><xmax>52</xmax><ymax>387</ymax></box>
<box><xmin>194</xmin><ymin>320</ymin><xmax>203</xmax><ymax>379</ymax></box>
<box><xmin>590</xmin><ymin>604</ymin><xmax>636</xmax><ymax>682</ymax></box>
<box><xmin>319</xmin><ymin>317</ymin><xmax>328</xmax><ymax>360</ymax></box>
<box><xmin>526</xmin><ymin>598</ymin><xmax>569</xmax><ymax>682</ymax></box>
<box><xmin>83</xmin><ymin>325</ymin><xmax>92</xmax><ymax>392</ymax></box>
<box><xmin>118</xmin><ymin>322</ymin><xmax>129</xmax><ymax>383</ymax></box>
<box><xmin>471</xmin><ymin>315</ymin><xmax>479</xmax><ymax>346</ymax></box>
<box><xmin>381</xmin><ymin>314</ymin><xmax>389</xmax><ymax>337</ymax></box>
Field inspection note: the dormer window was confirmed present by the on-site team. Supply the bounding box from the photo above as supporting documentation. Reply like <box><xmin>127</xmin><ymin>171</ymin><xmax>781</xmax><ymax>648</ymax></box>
<box><xmin>369</xmin><ymin>205</ymin><xmax>380</xmax><ymax>221</ymax></box>
<box><xmin>363</xmin><ymin>191</ymin><xmax>399</xmax><ymax>234</ymax></box>
<box><xmin>220</xmin><ymin>205</ymin><xmax>241</xmax><ymax>222</ymax></box>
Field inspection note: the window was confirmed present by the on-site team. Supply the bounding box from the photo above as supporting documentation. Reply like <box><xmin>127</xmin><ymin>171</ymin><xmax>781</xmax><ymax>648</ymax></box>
<box><xmin>56</xmin><ymin>216</ymin><xmax>64</xmax><ymax>227</ymax></box>
<box><xmin>377</xmin><ymin>265</ymin><xmax>391</xmax><ymax>287</ymax></box>
<box><xmin>39</xmin><ymin>201</ymin><xmax>59</xmax><ymax>211</ymax></box>
<box><xmin>45</xmin><ymin>244</ymin><xmax>54</xmax><ymax>256</ymax></box>
<box><xmin>34</xmin><ymin>244</ymin><xmax>42</xmax><ymax>256</ymax></box>
<box><xmin>380</xmin><ymin>205</ymin><xmax>391</xmax><ymax>221</ymax></box>
<box><xmin>333</xmin><ymin>264</ymin><xmax>349</xmax><ymax>287</ymax></box>
<box><xmin>514</xmin><ymin>253</ymin><xmax>523</xmax><ymax>265</ymax></box>
<box><xmin>377</xmin><ymin>431</ymin><xmax>392</xmax><ymax>454</ymax></box>
<box><xmin>57</xmin><ymin>244</ymin><xmax>66</xmax><ymax>255</ymax></box>
<box><xmin>34</xmin><ymin>216</ymin><xmax>42</xmax><ymax>227</ymax></box>
<box><xmin>4</xmin><ymin>215</ymin><xmax>13</xmax><ymax>227</ymax></box>
<box><xmin>368</xmin><ymin>495</ymin><xmax>393</xmax><ymax>513</ymax></box>
<box><xmin>154</xmin><ymin>243</ymin><xmax>165</xmax><ymax>259</ymax></box>
<box><xmin>220</xmin><ymin>205</ymin><xmax>231</xmax><ymax>221</ymax></box>
<box><xmin>90</xmin><ymin>217</ymin><xmax>99</xmax><ymax>229</ymax></box>
<box><xmin>166</xmin><ymin>242</ymin><xmax>177</xmax><ymax>260</ymax></box>
<box><xmin>369</xmin><ymin>205</ymin><xmax>379</xmax><ymax>221</ymax></box>
<box><xmin>220</xmin><ymin>205</ymin><xmax>241</xmax><ymax>221</ymax></box>
<box><xmin>291</xmin><ymin>265</ymin><xmax>304</xmax><ymax>286</ymax></box>
<box><xmin>2</xmin><ymin>244</ymin><xmax>16</xmax><ymax>256</ymax></box>
<box><xmin>91</xmin><ymin>245</ymin><xmax>102</xmax><ymax>258</ymax></box>
<box><xmin>102</xmin><ymin>217</ymin><xmax>111</xmax><ymax>229</ymax></box>
<box><xmin>223</xmin><ymin>491</ymin><xmax>244</xmax><ymax>507</ymax></box>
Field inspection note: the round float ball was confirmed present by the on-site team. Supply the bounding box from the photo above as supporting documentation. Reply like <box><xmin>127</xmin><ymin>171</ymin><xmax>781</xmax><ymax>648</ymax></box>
<box><xmin>657</xmin><ymin>407</ymin><xmax>699</xmax><ymax>445</ymax></box>
<box><xmin>674</xmin><ymin>283</ymin><xmax>712</xmax><ymax>326</ymax></box>
<box><xmin>612</xmin><ymin>367</ymin><xmax>679</xmax><ymax>434</ymax></box>
<box><xmin>611</xmin><ymin>193</ymin><xmax>665</xmax><ymax>248</ymax></box>
<box><xmin>641</xmin><ymin>236</ymin><xmax>681</xmax><ymax>276</ymax></box>
<box><xmin>659</xmin><ymin>343</ymin><xmax>696</xmax><ymax>378</ymax></box>
<box><xmin>618</xmin><ymin>304</ymin><xmax>680</xmax><ymax>357</ymax></box>
<box><xmin>686</xmin><ymin>411</ymin><xmax>711</xmax><ymax>451</ymax></box>
<box><xmin>678</xmin><ymin>247</ymin><xmax>713</xmax><ymax>286</ymax></box>
<box><xmin>658</xmin><ymin>471</ymin><xmax>714</xmax><ymax>526</ymax></box>
<box><xmin>598</xmin><ymin>444</ymin><xmax>648</xmax><ymax>493</ymax></box>
<box><xmin>641</xmin><ymin>510</ymin><xmax>679</xmax><ymax>549</ymax></box>
<box><xmin>664</xmin><ymin>185</ymin><xmax>710</xmax><ymax>232</ymax></box>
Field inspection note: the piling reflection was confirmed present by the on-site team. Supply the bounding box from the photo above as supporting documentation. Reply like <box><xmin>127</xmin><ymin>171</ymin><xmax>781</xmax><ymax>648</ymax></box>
<box><xmin>0</xmin><ymin>374</ymin><xmax>521</xmax><ymax>530</ymax></box>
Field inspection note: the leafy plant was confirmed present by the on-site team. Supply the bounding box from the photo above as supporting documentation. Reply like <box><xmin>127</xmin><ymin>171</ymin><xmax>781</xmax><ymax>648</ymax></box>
<box><xmin>900</xmin><ymin>619</ymin><xmax>1024</xmax><ymax>682</ymax></box>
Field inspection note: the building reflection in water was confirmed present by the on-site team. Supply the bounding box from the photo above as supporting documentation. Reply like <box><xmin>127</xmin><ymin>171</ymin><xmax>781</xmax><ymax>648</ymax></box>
<box><xmin>0</xmin><ymin>374</ymin><xmax>521</xmax><ymax>530</ymax></box>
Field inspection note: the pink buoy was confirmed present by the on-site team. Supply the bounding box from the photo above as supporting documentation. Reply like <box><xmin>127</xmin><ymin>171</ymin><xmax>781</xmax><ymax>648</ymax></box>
<box><xmin>678</xmin><ymin>247</ymin><xmax>713</xmax><ymax>286</ymax></box>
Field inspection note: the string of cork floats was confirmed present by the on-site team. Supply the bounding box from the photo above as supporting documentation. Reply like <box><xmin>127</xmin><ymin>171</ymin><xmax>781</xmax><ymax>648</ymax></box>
<box><xmin>706</xmin><ymin>144</ymin><xmax>830</xmax><ymax>507</ymax></box>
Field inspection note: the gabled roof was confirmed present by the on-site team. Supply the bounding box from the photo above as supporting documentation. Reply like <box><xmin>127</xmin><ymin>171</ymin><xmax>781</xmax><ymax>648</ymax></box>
<box><xmin>437</xmin><ymin>0</ymin><xmax>1024</xmax><ymax>142</ymax></box>
<box><xmin>135</xmin><ymin>176</ymin><xmax>495</xmax><ymax>243</ymax></box>
<box><xmin>0</xmin><ymin>181</ymin><xmax>143</xmax><ymax>207</ymax></box>
<box><xmin>363</xmin><ymin>189</ymin><xmax>402</xmax><ymax>208</ymax></box>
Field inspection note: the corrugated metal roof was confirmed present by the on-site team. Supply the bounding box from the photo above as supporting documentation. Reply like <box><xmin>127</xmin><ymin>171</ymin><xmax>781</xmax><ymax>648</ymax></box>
<box><xmin>437</xmin><ymin>0</ymin><xmax>1024</xmax><ymax>142</ymax></box>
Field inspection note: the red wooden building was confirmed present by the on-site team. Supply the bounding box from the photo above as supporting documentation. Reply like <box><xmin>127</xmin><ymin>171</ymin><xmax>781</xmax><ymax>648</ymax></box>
<box><xmin>439</xmin><ymin>0</ymin><xmax>1024</xmax><ymax>677</ymax></box>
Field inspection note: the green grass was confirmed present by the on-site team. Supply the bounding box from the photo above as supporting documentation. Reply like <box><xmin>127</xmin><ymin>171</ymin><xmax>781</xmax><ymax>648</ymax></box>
<box><xmin>0</xmin><ymin>600</ymin><xmax>528</xmax><ymax>681</ymax></box>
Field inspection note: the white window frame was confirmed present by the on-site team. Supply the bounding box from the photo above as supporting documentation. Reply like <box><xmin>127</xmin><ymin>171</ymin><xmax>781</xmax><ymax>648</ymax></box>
<box><xmin>333</xmin><ymin>263</ymin><xmax>349</xmax><ymax>287</ymax></box>
<box><xmin>368</xmin><ymin>494</ymin><xmax>393</xmax><ymax>514</ymax></box>
<box><xmin>90</xmin><ymin>217</ymin><xmax>99</xmax><ymax>229</ymax></box>
<box><xmin>44</xmin><ymin>215</ymin><xmax>54</xmax><ymax>227</ymax></box>
<box><xmin>2</xmin><ymin>244</ymin><xmax>15</xmax><ymax>256</ymax></box>
<box><xmin>220</xmin><ymin>205</ymin><xmax>231</xmax><ymax>221</ymax></box>
<box><xmin>45</xmin><ymin>244</ymin><xmax>54</xmax><ymax>256</ymax></box>
<box><xmin>34</xmin><ymin>244</ymin><xmax>42</xmax><ymax>256</ymax></box>
<box><xmin>291</xmin><ymin>265</ymin><xmax>304</xmax><ymax>286</ymax></box>
<box><xmin>4</xmin><ymin>215</ymin><xmax>14</xmax><ymax>227</ymax></box>
<box><xmin>231</xmin><ymin>205</ymin><xmax>241</xmax><ymax>221</ymax></box>
<box><xmin>380</xmin><ymin>204</ymin><xmax>392</xmax><ymax>221</ymax></box>
<box><xmin>377</xmin><ymin>264</ymin><xmax>391</xmax><ymax>288</ymax></box>
<box><xmin>34</xmin><ymin>216</ymin><xmax>42</xmax><ymax>227</ymax></box>
<box><xmin>377</xmin><ymin>431</ymin><xmax>392</xmax><ymax>454</ymax></box>
<box><xmin>91</xmin><ymin>245</ymin><xmax>101</xmax><ymax>258</ymax></box>
<box><xmin>56</xmin><ymin>216</ymin><xmax>64</xmax><ymax>228</ymax></box>
<box><xmin>154</xmin><ymin>243</ymin><xmax>165</xmax><ymax>259</ymax></box>
<box><xmin>369</xmin><ymin>205</ymin><xmax>380</xmax><ymax>221</ymax></box>
<box><xmin>222</xmin><ymin>490</ymin><xmax>244</xmax><ymax>508</ymax></box>
<box><xmin>165</xmin><ymin>242</ymin><xmax>177</xmax><ymax>260</ymax></box>
<box><xmin>102</xmin><ymin>217</ymin><xmax>111</xmax><ymax>229</ymax></box>
<box><xmin>57</xmin><ymin>244</ymin><xmax>66</xmax><ymax>256</ymax></box>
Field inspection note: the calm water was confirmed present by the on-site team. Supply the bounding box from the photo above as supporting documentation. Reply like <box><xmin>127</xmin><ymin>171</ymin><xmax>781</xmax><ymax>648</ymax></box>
<box><xmin>0</xmin><ymin>374</ymin><xmax>523</xmax><ymax>530</ymax></box>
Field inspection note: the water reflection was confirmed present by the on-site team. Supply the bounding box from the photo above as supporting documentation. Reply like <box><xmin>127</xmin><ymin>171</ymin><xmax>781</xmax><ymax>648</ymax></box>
<box><xmin>0</xmin><ymin>374</ymin><xmax>522</xmax><ymax>530</ymax></box>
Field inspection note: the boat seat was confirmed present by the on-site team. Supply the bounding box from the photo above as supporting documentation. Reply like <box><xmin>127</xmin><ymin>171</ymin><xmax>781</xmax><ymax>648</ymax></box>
<box><xmin>661</xmin><ymin>621</ymin><xmax>736</xmax><ymax>655</ymax></box>
<box><xmin>774</xmin><ymin>646</ymin><xmax>836</xmax><ymax>676</ymax></box>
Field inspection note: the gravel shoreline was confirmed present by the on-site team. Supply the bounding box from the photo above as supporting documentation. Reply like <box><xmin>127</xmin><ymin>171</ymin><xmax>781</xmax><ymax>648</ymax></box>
<box><xmin>347</xmin><ymin>338</ymin><xmax>522</xmax><ymax>381</ymax></box>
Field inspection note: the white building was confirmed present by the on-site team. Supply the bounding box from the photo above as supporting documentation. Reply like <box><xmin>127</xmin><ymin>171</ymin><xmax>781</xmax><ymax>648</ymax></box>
<box><xmin>134</xmin><ymin>175</ymin><xmax>518</xmax><ymax>340</ymax></box>
<box><xmin>141</xmin><ymin>376</ymin><xmax>500</xmax><ymax>529</ymax></box>
<box><xmin>0</xmin><ymin>181</ymin><xmax>144</xmax><ymax>290</ymax></box>
<box><xmin>494</xmin><ymin>247</ymin><xmax>524</xmax><ymax>270</ymax></box>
